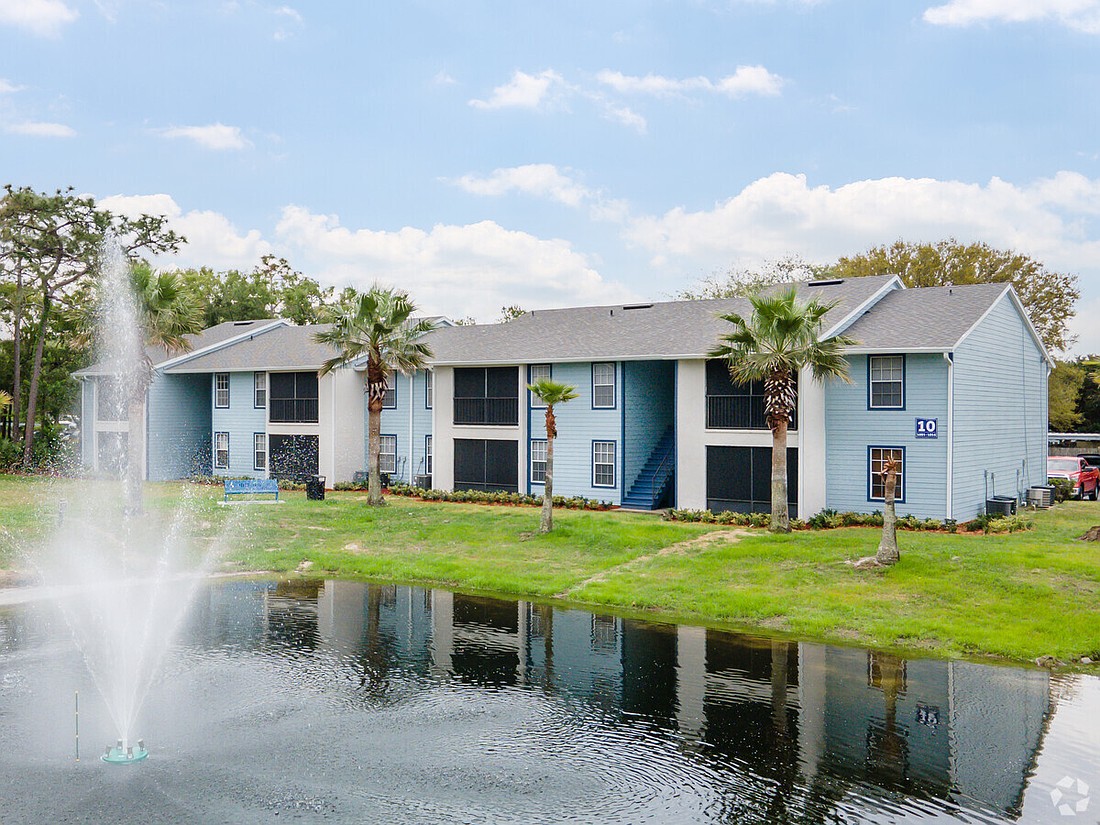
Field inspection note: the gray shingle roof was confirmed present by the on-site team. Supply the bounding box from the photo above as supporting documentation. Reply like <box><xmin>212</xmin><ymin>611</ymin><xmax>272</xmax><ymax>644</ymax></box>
<box><xmin>839</xmin><ymin>283</ymin><xmax>1010</xmax><ymax>351</ymax></box>
<box><xmin>162</xmin><ymin>324</ymin><xmax>336</xmax><ymax>372</ymax></box>
<box><xmin>74</xmin><ymin>318</ymin><xmax>285</xmax><ymax>376</ymax></box>
<box><xmin>427</xmin><ymin>274</ymin><xmax>901</xmax><ymax>365</ymax></box>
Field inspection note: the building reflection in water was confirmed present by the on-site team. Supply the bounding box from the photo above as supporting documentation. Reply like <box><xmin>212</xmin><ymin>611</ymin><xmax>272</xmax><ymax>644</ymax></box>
<box><xmin>185</xmin><ymin>579</ymin><xmax>1054</xmax><ymax>822</ymax></box>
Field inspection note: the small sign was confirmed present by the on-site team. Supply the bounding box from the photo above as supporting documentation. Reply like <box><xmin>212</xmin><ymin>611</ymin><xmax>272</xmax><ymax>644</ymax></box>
<box><xmin>915</xmin><ymin>418</ymin><xmax>939</xmax><ymax>439</ymax></box>
<box><xmin>917</xmin><ymin>703</ymin><xmax>940</xmax><ymax>728</ymax></box>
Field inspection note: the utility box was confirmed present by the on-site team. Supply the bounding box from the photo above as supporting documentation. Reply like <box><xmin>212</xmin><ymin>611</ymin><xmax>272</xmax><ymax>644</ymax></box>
<box><xmin>1026</xmin><ymin>486</ymin><xmax>1054</xmax><ymax>508</ymax></box>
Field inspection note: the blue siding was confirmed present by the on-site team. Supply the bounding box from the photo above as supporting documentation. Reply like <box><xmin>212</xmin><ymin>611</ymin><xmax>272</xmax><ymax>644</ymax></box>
<box><xmin>371</xmin><ymin>370</ymin><xmax>433</xmax><ymax>483</ymax></box>
<box><xmin>211</xmin><ymin>372</ymin><xmax>267</xmax><ymax>478</ymax></box>
<box><xmin>147</xmin><ymin>373</ymin><xmax>212</xmax><ymax>480</ymax></box>
<box><xmin>825</xmin><ymin>353</ymin><xmax>949</xmax><ymax>519</ymax></box>
<box><xmin>951</xmin><ymin>296</ymin><xmax>1048</xmax><ymax>518</ymax></box>
<box><xmin>623</xmin><ymin>361</ymin><xmax>675</xmax><ymax>492</ymax></box>
<box><xmin>529</xmin><ymin>361</ymin><xmax>621</xmax><ymax>503</ymax></box>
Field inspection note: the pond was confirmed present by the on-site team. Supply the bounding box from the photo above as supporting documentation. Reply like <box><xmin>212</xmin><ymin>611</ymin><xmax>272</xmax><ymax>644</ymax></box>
<box><xmin>0</xmin><ymin>579</ymin><xmax>1095</xmax><ymax>823</ymax></box>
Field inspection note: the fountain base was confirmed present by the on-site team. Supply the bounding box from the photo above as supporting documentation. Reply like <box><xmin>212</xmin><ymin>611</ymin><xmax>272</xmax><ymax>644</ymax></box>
<box><xmin>102</xmin><ymin>743</ymin><xmax>148</xmax><ymax>764</ymax></box>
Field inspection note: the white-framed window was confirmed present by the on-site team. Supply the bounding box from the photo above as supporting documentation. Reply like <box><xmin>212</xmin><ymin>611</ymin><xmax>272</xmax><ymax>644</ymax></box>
<box><xmin>253</xmin><ymin>433</ymin><xmax>266</xmax><ymax>471</ymax></box>
<box><xmin>214</xmin><ymin>431</ymin><xmax>229</xmax><ymax>470</ymax></box>
<box><xmin>869</xmin><ymin>355</ymin><xmax>904</xmax><ymax>409</ymax></box>
<box><xmin>869</xmin><ymin>447</ymin><xmax>905</xmax><ymax>501</ymax></box>
<box><xmin>382</xmin><ymin>375</ymin><xmax>396</xmax><ymax>409</ymax></box>
<box><xmin>425</xmin><ymin>435</ymin><xmax>433</xmax><ymax>475</ymax></box>
<box><xmin>529</xmin><ymin>364</ymin><xmax>551</xmax><ymax>408</ymax></box>
<box><xmin>215</xmin><ymin>373</ymin><xmax>230</xmax><ymax>409</ymax></box>
<box><xmin>593</xmin><ymin>441</ymin><xmax>616</xmax><ymax>487</ymax></box>
<box><xmin>592</xmin><ymin>363</ymin><xmax>615</xmax><ymax>409</ymax></box>
<box><xmin>530</xmin><ymin>439</ymin><xmax>548</xmax><ymax>483</ymax></box>
<box><xmin>425</xmin><ymin>370</ymin><xmax>433</xmax><ymax>409</ymax></box>
<box><xmin>254</xmin><ymin>372</ymin><xmax>266</xmax><ymax>409</ymax></box>
<box><xmin>379</xmin><ymin>435</ymin><xmax>397</xmax><ymax>474</ymax></box>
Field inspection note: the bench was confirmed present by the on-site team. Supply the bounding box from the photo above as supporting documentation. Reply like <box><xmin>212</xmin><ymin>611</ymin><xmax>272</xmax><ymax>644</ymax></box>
<box><xmin>223</xmin><ymin>478</ymin><xmax>280</xmax><ymax>503</ymax></box>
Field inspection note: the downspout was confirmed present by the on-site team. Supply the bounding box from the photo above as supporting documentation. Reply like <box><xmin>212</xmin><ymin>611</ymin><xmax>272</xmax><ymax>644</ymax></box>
<box><xmin>331</xmin><ymin>372</ymin><xmax>337</xmax><ymax>483</ymax></box>
<box><xmin>409</xmin><ymin>373</ymin><xmax>415</xmax><ymax>485</ymax></box>
<box><xmin>944</xmin><ymin>352</ymin><xmax>954</xmax><ymax>521</ymax></box>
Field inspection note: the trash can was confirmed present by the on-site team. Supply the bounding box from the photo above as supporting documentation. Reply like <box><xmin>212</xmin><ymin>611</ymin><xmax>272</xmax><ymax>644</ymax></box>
<box><xmin>306</xmin><ymin>475</ymin><xmax>326</xmax><ymax>501</ymax></box>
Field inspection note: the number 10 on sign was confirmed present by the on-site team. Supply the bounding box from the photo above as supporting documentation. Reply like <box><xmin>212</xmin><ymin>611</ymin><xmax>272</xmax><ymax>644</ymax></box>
<box><xmin>915</xmin><ymin>418</ymin><xmax>938</xmax><ymax>438</ymax></box>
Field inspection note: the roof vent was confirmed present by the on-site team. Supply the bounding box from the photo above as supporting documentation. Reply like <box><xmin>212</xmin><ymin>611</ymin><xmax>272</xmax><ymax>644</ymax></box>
<box><xmin>622</xmin><ymin>303</ymin><xmax>654</xmax><ymax>310</ymax></box>
<box><xmin>232</xmin><ymin>321</ymin><xmax>255</xmax><ymax>326</ymax></box>
<box><xmin>807</xmin><ymin>279</ymin><xmax>844</xmax><ymax>287</ymax></box>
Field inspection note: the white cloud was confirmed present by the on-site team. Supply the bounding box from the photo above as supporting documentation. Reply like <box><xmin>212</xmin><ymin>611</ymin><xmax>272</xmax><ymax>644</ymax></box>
<box><xmin>98</xmin><ymin>193</ymin><xmax>271</xmax><ymax>270</ymax></box>
<box><xmin>596</xmin><ymin>66</ymin><xmax>784</xmax><ymax>98</ymax></box>
<box><xmin>451</xmin><ymin>164</ymin><xmax>593</xmax><ymax>207</ymax></box>
<box><xmin>5</xmin><ymin>120</ymin><xmax>75</xmax><ymax>137</ymax></box>
<box><xmin>469</xmin><ymin>69</ymin><xmax>564</xmax><ymax>110</ymax></box>
<box><xmin>602</xmin><ymin>103</ymin><xmax>647</xmax><ymax>134</ymax></box>
<box><xmin>274</xmin><ymin>5</ymin><xmax>302</xmax><ymax>23</ymax></box>
<box><xmin>433</xmin><ymin>70</ymin><xmax>457</xmax><ymax>86</ymax></box>
<box><xmin>158</xmin><ymin>123</ymin><xmax>253</xmax><ymax>151</ymax></box>
<box><xmin>274</xmin><ymin>205</ymin><xmax>635</xmax><ymax>318</ymax></box>
<box><xmin>0</xmin><ymin>79</ymin><xmax>23</xmax><ymax>94</ymax></box>
<box><xmin>924</xmin><ymin>0</ymin><xmax>1100</xmax><ymax>32</ymax></box>
<box><xmin>0</xmin><ymin>0</ymin><xmax>78</xmax><ymax>37</ymax></box>
<box><xmin>627</xmin><ymin>171</ymin><xmax>1100</xmax><ymax>289</ymax></box>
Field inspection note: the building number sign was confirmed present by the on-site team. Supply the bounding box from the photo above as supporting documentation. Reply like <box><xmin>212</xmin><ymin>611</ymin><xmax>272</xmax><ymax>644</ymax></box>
<box><xmin>915</xmin><ymin>418</ymin><xmax>938</xmax><ymax>439</ymax></box>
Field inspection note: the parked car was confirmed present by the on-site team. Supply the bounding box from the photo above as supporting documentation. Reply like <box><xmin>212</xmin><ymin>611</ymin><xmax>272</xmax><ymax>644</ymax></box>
<box><xmin>1078</xmin><ymin>453</ymin><xmax>1100</xmax><ymax>469</ymax></box>
<box><xmin>1048</xmin><ymin>456</ymin><xmax>1100</xmax><ymax>500</ymax></box>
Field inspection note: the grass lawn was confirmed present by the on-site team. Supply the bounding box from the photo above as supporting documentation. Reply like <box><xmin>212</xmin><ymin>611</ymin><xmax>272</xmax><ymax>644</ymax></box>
<box><xmin>1</xmin><ymin>474</ymin><xmax>1097</xmax><ymax>666</ymax></box>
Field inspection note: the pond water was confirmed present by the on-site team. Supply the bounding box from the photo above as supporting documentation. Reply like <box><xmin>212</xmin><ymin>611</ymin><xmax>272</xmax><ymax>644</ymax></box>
<box><xmin>0</xmin><ymin>579</ymin><xmax>1096</xmax><ymax>823</ymax></box>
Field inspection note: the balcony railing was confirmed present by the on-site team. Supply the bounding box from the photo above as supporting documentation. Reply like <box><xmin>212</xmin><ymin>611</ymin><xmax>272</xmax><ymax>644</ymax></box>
<box><xmin>454</xmin><ymin>397</ymin><xmax>518</xmax><ymax>426</ymax></box>
<box><xmin>706</xmin><ymin>395</ymin><xmax>796</xmax><ymax>430</ymax></box>
<box><xmin>269</xmin><ymin>398</ymin><xmax>319</xmax><ymax>424</ymax></box>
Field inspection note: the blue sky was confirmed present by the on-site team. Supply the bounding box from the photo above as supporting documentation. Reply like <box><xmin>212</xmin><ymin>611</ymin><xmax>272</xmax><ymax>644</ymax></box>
<box><xmin>3</xmin><ymin>0</ymin><xmax>1099</xmax><ymax>351</ymax></box>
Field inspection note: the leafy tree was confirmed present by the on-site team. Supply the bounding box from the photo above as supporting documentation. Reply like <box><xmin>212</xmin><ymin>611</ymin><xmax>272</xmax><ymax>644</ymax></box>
<box><xmin>1049</xmin><ymin>360</ymin><xmax>1085</xmax><ymax>432</ymax></box>
<box><xmin>526</xmin><ymin>379</ymin><xmax>579</xmax><ymax>533</ymax></box>
<box><xmin>0</xmin><ymin>185</ymin><xmax>182</xmax><ymax>466</ymax></box>
<box><xmin>710</xmin><ymin>288</ymin><xmax>854</xmax><ymax>532</ymax></box>
<box><xmin>315</xmin><ymin>287</ymin><xmax>435</xmax><ymax>505</ymax></box>
<box><xmin>675</xmin><ymin>255</ymin><xmax>830</xmax><ymax>300</ymax></box>
<box><xmin>499</xmin><ymin>305</ymin><xmax>527</xmax><ymax>323</ymax></box>
<box><xmin>833</xmin><ymin>239</ymin><xmax>1079</xmax><ymax>353</ymax></box>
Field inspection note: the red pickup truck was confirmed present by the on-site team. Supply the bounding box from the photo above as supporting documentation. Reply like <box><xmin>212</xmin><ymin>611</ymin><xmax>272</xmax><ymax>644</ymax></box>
<box><xmin>1048</xmin><ymin>456</ymin><xmax>1100</xmax><ymax>500</ymax></box>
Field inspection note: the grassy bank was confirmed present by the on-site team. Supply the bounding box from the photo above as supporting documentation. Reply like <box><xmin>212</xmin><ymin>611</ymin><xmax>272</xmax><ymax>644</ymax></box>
<box><xmin>1</xmin><ymin>475</ymin><xmax>1097</xmax><ymax>666</ymax></box>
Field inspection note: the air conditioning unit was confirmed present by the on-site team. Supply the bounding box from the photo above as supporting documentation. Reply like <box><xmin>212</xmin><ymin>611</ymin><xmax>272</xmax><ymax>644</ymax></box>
<box><xmin>1027</xmin><ymin>486</ymin><xmax>1054</xmax><ymax>508</ymax></box>
<box><xmin>986</xmin><ymin>496</ymin><xmax>1017</xmax><ymax>516</ymax></box>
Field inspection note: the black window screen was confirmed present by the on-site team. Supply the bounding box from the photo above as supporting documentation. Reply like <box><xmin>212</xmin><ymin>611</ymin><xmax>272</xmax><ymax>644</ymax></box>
<box><xmin>453</xmin><ymin>367</ymin><xmax>519</xmax><ymax>425</ymax></box>
<box><xmin>706</xmin><ymin>446</ymin><xmax>797</xmax><ymax>516</ymax></box>
<box><xmin>269</xmin><ymin>434</ymin><xmax>319</xmax><ymax>480</ymax></box>
<box><xmin>705</xmin><ymin>360</ymin><xmax>797</xmax><ymax>430</ymax></box>
<box><xmin>454</xmin><ymin>438</ymin><xmax>518</xmax><ymax>493</ymax></box>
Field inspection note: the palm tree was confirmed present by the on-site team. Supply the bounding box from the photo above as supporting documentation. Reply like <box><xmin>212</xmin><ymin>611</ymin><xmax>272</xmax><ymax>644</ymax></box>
<box><xmin>125</xmin><ymin>264</ymin><xmax>204</xmax><ymax>513</ymax></box>
<box><xmin>527</xmin><ymin>378</ymin><xmax>578</xmax><ymax>533</ymax></box>
<box><xmin>709</xmin><ymin>287</ymin><xmax>854</xmax><ymax>533</ymax></box>
<box><xmin>875</xmin><ymin>455</ymin><xmax>901</xmax><ymax>565</ymax></box>
<box><xmin>315</xmin><ymin>286</ymin><xmax>435</xmax><ymax>506</ymax></box>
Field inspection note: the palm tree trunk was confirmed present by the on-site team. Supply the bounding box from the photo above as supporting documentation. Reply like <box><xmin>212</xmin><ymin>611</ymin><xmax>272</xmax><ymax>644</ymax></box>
<box><xmin>541</xmin><ymin>430</ymin><xmax>554</xmax><ymax>533</ymax></box>
<box><xmin>10</xmin><ymin>270</ymin><xmax>23</xmax><ymax>441</ymax></box>
<box><xmin>126</xmin><ymin>394</ymin><xmax>145</xmax><ymax>515</ymax></box>
<box><xmin>770</xmin><ymin>418</ymin><xmax>790</xmax><ymax>533</ymax></box>
<box><xmin>367</xmin><ymin>396</ymin><xmax>384</xmax><ymax>505</ymax></box>
<box><xmin>876</xmin><ymin>462</ymin><xmax>899</xmax><ymax>565</ymax></box>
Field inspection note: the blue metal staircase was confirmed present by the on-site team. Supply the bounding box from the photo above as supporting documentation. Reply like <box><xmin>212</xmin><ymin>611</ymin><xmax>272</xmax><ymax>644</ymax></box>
<box><xmin>622</xmin><ymin>427</ymin><xmax>675</xmax><ymax>510</ymax></box>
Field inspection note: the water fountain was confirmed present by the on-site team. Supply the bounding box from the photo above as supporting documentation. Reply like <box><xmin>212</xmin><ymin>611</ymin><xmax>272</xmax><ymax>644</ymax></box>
<box><xmin>32</xmin><ymin>241</ymin><xmax>212</xmax><ymax>765</ymax></box>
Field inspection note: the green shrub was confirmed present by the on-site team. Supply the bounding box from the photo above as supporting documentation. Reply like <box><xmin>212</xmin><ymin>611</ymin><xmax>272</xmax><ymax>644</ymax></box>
<box><xmin>1048</xmin><ymin>477</ymin><xmax>1074</xmax><ymax>502</ymax></box>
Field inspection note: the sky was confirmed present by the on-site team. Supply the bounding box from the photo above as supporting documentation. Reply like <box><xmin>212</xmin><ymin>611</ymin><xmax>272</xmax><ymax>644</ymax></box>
<box><xmin>3</xmin><ymin>0</ymin><xmax>1099</xmax><ymax>352</ymax></box>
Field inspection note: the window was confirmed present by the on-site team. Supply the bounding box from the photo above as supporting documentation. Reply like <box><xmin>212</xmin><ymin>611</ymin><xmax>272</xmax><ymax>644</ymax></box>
<box><xmin>425</xmin><ymin>435</ymin><xmax>433</xmax><ymax>475</ymax></box>
<box><xmin>593</xmin><ymin>441</ymin><xmax>616</xmax><ymax>487</ymax></box>
<box><xmin>214</xmin><ymin>432</ymin><xmax>229</xmax><ymax>470</ymax></box>
<box><xmin>705</xmin><ymin>359</ymin><xmax>797</xmax><ymax>430</ymax></box>
<box><xmin>269</xmin><ymin>372</ymin><xmax>319</xmax><ymax>423</ymax></box>
<box><xmin>453</xmin><ymin>367</ymin><xmax>519</xmax><ymax>425</ymax></box>
<box><xmin>869</xmin><ymin>355</ymin><xmax>905</xmax><ymax>409</ymax></box>
<box><xmin>529</xmin><ymin>364</ymin><xmax>551</xmax><ymax>408</ymax></box>
<box><xmin>592</xmin><ymin>363</ymin><xmax>616</xmax><ymax>409</ymax></box>
<box><xmin>253</xmin><ymin>433</ymin><xmax>266</xmax><ymax>471</ymax></box>
<box><xmin>379</xmin><ymin>435</ymin><xmax>397</xmax><ymax>474</ymax></box>
<box><xmin>383</xmin><ymin>375</ymin><xmax>396</xmax><ymax>409</ymax></box>
<box><xmin>215</xmin><ymin>373</ymin><xmax>230</xmax><ymax>408</ymax></box>
<box><xmin>530</xmin><ymin>439</ymin><xmax>547</xmax><ymax>483</ymax></box>
<box><xmin>254</xmin><ymin>372</ymin><xmax>266</xmax><ymax>409</ymax></box>
<box><xmin>425</xmin><ymin>370</ymin><xmax>433</xmax><ymax>409</ymax></box>
<box><xmin>869</xmin><ymin>447</ymin><xmax>905</xmax><ymax>501</ymax></box>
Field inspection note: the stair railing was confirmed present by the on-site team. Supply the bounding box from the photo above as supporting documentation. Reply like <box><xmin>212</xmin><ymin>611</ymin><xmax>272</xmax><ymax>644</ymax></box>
<box><xmin>649</xmin><ymin>444</ymin><xmax>674</xmax><ymax>508</ymax></box>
